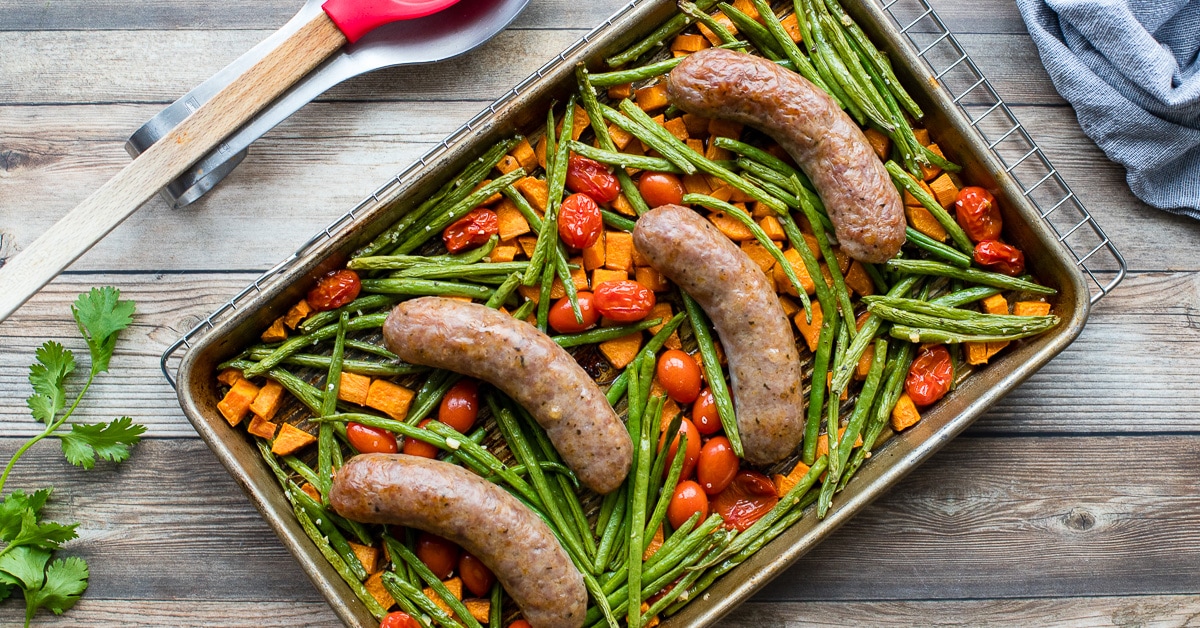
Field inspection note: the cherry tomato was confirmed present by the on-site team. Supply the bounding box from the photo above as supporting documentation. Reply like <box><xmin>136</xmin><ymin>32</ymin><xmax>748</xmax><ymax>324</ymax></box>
<box><xmin>415</xmin><ymin>532</ymin><xmax>460</xmax><ymax>580</ymax></box>
<box><xmin>656</xmin><ymin>349</ymin><xmax>702</xmax><ymax>404</ymax></box>
<box><xmin>667</xmin><ymin>480</ymin><xmax>709</xmax><ymax>530</ymax></box>
<box><xmin>437</xmin><ymin>379</ymin><xmax>480</xmax><ymax>433</ymax></box>
<box><xmin>402</xmin><ymin>419</ymin><xmax>440</xmax><ymax>459</ymax></box>
<box><xmin>307</xmin><ymin>269</ymin><xmax>362</xmax><ymax>312</ymax></box>
<box><xmin>565</xmin><ymin>153</ymin><xmax>620</xmax><ymax>203</ymax></box>
<box><xmin>458</xmin><ymin>552</ymin><xmax>496</xmax><ymax>597</ymax></box>
<box><xmin>955</xmin><ymin>186</ymin><xmax>1002</xmax><ymax>243</ymax></box>
<box><xmin>660</xmin><ymin>418</ymin><xmax>701</xmax><ymax>480</ymax></box>
<box><xmin>692</xmin><ymin>389</ymin><xmax>721</xmax><ymax>436</ymax></box>
<box><xmin>711</xmin><ymin>470</ymin><xmax>779</xmax><ymax>531</ymax></box>
<box><xmin>696</xmin><ymin>435</ymin><xmax>738</xmax><ymax>495</ymax></box>
<box><xmin>548</xmin><ymin>292</ymin><xmax>601</xmax><ymax>333</ymax></box>
<box><xmin>558</xmin><ymin>193</ymin><xmax>604</xmax><ymax>249</ymax></box>
<box><xmin>638</xmin><ymin>172</ymin><xmax>685</xmax><ymax>208</ymax></box>
<box><xmin>973</xmin><ymin>240</ymin><xmax>1025</xmax><ymax>276</ymax></box>
<box><xmin>905</xmin><ymin>345</ymin><xmax>953</xmax><ymax>406</ymax></box>
<box><xmin>346</xmin><ymin>422</ymin><xmax>398</xmax><ymax>454</ymax></box>
<box><xmin>443</xmin><ymin>208</ymin><xmax>499</xmax><ymax>253</ymax></box>
<box><xmin>507</xmin><ymin>621</ymin><xmax>533</xmax><ymax>628</ymax></box>
<box><xmin>380</xmin><ymin>611</ymin><xmax>422</xmax><ymax>628</ymax></box>
<box><xmin>593</xmin><ymin>280</ymin><xmax>656</xmax><ymax>322</ymax></box>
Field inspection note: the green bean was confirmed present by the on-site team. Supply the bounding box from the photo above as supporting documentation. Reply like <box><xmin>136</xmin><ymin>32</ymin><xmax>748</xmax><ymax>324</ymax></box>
<box><xmin>278</xmin><ymin>311</ymin><xmax>389</xmax><ymax>368</ymax></box>
<box><xmin>736</xmin><ymin>157</ymin><xmax>800</xmax><ymax>196</ymax></box>
<box><xmin>640</xmin><ymin>537</ymin><xmax>731</xmax><ymax>621</ymax></box>
<box><xmin>818</xmin><ymin>11</ymin><xmax>894</xmax><ymax>132</ymax></box>
<box><xmin>750</xmin><ymin>0</ymin><xmax>831</xmax><ymax>96</ymax></box>
<box><xmin>681</xmin><ymin>293</ymin><xmax>742</xmax><ymax>457</ymax></box>
<box><xmin>567</xmin><ymin>140</ymin><xmax>682</xmax><ymax>173</ymax></box>
<box><xmin>391</xmin><ymin>260</ymin><xmax>531</xmax><ymax>280</ymax></box>
<box><xmin>829</xmin><ymin>275</ymin><xmax>919</xmax><ymax>393</ymax></box>
<box><xmin>485</xmin><ymin>272</ymin><xmax>524</xmax><ymax>310</ymax></box>
<box><xmin>906</xmin><ymin>227</ymin><xmax>973</xmax><ymax>268</ymax></box>
<box><xmin>601</xmin><ymin>209</ymin><xmax>638</xmax><ymax>232</ymax></box>
<box><xmin>392</xmin><ymin>167</ymin><xmax>526</xmax><ymax>256</ymax></box>
<box><xmin>851</xmin><ymin>39</ymin><xmax>924</xmax><ymax>174</ymax></box>
<box><xmin>601</xmin><ymin>107</ymin><xmax>698</xmax><ymax>175</ymax></box>
<box><xmin>823</xmin><ymin>338</ymin><xmax>887</xmax><ymax>514</ymax></box>
<box><xmin>288</xmin><ymin>472</ymin><xmax>372</xmax><ymax>544</ymax></box>
<box><xmin>683</xmin><ymin>193</ymin><xmax>813</xmax><ymax>318</ymax></box>
<box><xmin>605</xmin><ymin>312</ymin><xmax>688</xmax><ymax>405</ymax></box>
<box><xmin>866</xmin><ymin>295</ymin><xmax>1056</xmax><ymax>329</ymax></box>
<box><xmin>350</xmin><ymin>236</ymin><xmax>498</xmax><ymax>270</ymax></box>
<box><xmin>678</xmin><ymin>1</ymin><xmax>742</xmax><ymax>47</ymax></box>
<box><xmin>931</xmin><ymin>285</ymin><xmax>1004</xmax><ymax>307</ymax></box>
<box><xmin>589</xmin><ymin>57</ymin><xmax>687</xmax><ymax>88</ymax></box>
<box><xmin>359</xmin><ymin>278</ymin><xmax>494</xmax><ymax>300</ymax></box>
<box><xmin>795</xmin><ymin>184</ymin><xmax>856</xmax><ymax>335</ymax></box>
<box><xmin>885</xmin><ymin>161</ymin><xmax>974</xmax><ymax>253</ymax></box>
<box><xmin>714</xmin><ymin>137</ymin><xmax>801</xmax><ymax>181</ymax></box>
<box><xmin>489</xmin><ymin>581</ymin><xmax>503</xmax><ymax>628</ymax></box>
<box><xmin>294</xmin><ymin>507</ymin><xmax>387</xmax><ymax>619</ymax></box>
<box><xmin>889</xmin><ymin>324</ymin><xmax>1056</xmax><ymax>344</ymax></box>
<box><xmin>840</xmin><ymin>341</ymin><xmax>913</xmax><ymax>490</ymax></box>
<box><xmin>626</xmin><ymin>382</ymin><xmax>656</xmax><ymax>627</ymax></box>
<box><xmin>803</xmin><ymin>314</ymin><xmax>837</xmax><ymax>465</ymax></box>
<box><xmin>529</xmin><ymin>98</ymin><xmax>578</xmax><ymax>292</ymax></box>
<box><xmin>594</xmin><ymin>486</ymin><xmax>628</xmax><ymax>574</ymax></box>
<box><xmin>718</xmin><ymin>2</ymin><xmax>785</xmax><ymax>60</ymax></box>
<box><xmin>290</xmin><ymin>485</ymin><xmax>367</xmax><ymax>583</ymax></box>
<box><xmin>500</xmin><ymin>181</ymin><xmax>583</xmax><ymax>323</ymax></box>
<box><xmin>604</xmin><ymin>0</ymin><xmax>720</xmax><ymax>66</ymax></box>
<box><xmin>643</xmin><ymin>432</ymin><xmax>686</xmax><ymax>553</ymax></box>
<box><xmin>920</xmin><ymin>142</ymin><xmax>962</xmax><ymax>172</ymax></box>
<box><xmin>553</xmin><ymin>317</ymin><xmax>663</xmax><ymax>348</ymax></box>
<box><xmin>887</xmin><ymin>258</ymin><xmax>1056</xmax><ymax>294</ymax></box>
<box><xmin>380</xmin><ymin>569</ymin><xmax>463</xmax><ymax>628</ymax></box>
<box><xmin>406</xmin><ymin>370</ymin><xmax>463</xmax><ymax>425</ymax></box>
<box><xmin>317</xmin><ymin>311</ymin><xmax>348</xmax><ymax>504</ymax></box>
<box><xmin>511</xmin><ymin>299</ymin><xmax>536</xmax><ymax>321</ymax></box>
<box><xmin>821</xmin><ymin>0</ymin><xmax>922</xmax><ymax>119</ymax></box>
<box><xmin>296</xmin><ymin>295</ymin><xmax>396</xmax><ymax>334</ymax></box>
<box><xmin>422</xmin><ymin>420</ymin><xmax>544</xmax><ymax>508</ymax></box>
<box><xmin>577</xmin><ymin>67</ymin><xmax>653</xmax><ymax>216</ymax></box>
<box><xmin>741</xmin><ymin>172</ymin><xmax>801</xmax><ymax>209</ymax></box>
<box><xmin>243</xmin><ymin>349</ymin><xmax>423</xmax><ymax>378</ymax></box>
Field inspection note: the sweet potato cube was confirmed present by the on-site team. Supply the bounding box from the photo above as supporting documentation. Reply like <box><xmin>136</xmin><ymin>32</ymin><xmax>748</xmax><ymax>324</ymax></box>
<box><xmin>463</xmin><ymin>599</ymin><xmax>491</xmax><ymax>623</ymax></box>
<box><xmin>592</xmin><ymin>268</ymin><xmax>628</xmax><ymax>289</ymax></box>
<box><xmin>496</xmin><ymin>154</ymin><xmax>522</xmax><ymax>175</ymax></box>
<box><xmin>708</xmin><ymin>118</ymin><xmax>743</xmax><ymax>139</ymax></box>
<box><xmin>681</xmin><ymin>113</ymin><xmax>710</xmax><ymax>137</ymax></box>
<box><xmin>217</xmin><ymin>369</ymin><xmax>243</xmax><ymax>387</ymax></box>
<box><xmin>777</xmin><ymin>295</ymin><xmax>800</xmax><ymax>317</ymax></box>
<box><xmin>365</xmin><ymin>380</ymin><xmax>415</xmax><ymax>421</ymax></box>
<box><xmin>605</xmin><ymin>231</ymin><xmax>635</xmax><ymax>272</ymax></box>
<box><xmin>495</xmin><ymin>198</ymin><xmax>531</xmax><ymax>241</ymax></box>
<box><xmin>261</xmin><ymin>317</ymin><xmax>288</xmax><ymax>343</ymax></box>
<box><xmin>845</xmin><ymin>261</ymin><xmax>875</xmax><ymax>296</ymax></box>
<box><xmin>708</xmin><ymin>211</ymin><xmax>754</xmax><ymax>241</ymax></box>
<box><xmin>672</xmin><ymin>33</ymin><xmax>709</xmax><ymax>52</ymax></box>
<box><xmin>929</xmin><ymin>173</ymin><xmax>959</xmax><ymax>209</ymax></box>
<box><xmin>569</xmin><ymin>104</ymin><xmax>589</xmax><ymax>140</ymax></box>
<box><xmin>903</xmin><ymin>179</ymin><xmax>936</xmax><ymax>207</ymax></box>
<box><xmin>300</xmin><ymin>482</ymin><xmax>321</xmax><ymax>502</ymax></box>
<box><xmin>921</xmin><ymin>143</ymin><xmax>946</xmax><ymax>181</ymax></box>
<box><xmin>608</xmin><ymin>83</ymin><xmax>633</xmax><ymax>100</ymax></box>
<box><xmin>249</xmin><ymin>380</ymin><xmax>285</xmax><ymax>421</ymax></box>
<box><xmin>774</xmin><ymin>248</ymin><xmax>816</xmax><ymax>296</ymax></box>
<box><xmin>707</xmin><ymin>185</ymin><xmax>734</xmax><ymax>202</ymax></box>
<box><xmin>906</xmin><ymin>205</ymin><xmax>948</xmax><ymax>241</ymax></box>
<box><xmin>647</xmin><ymin>303</ymin><xmax>674</xmax><ymax>335</ymax></box>
<box><xmin>569</xmin><ymin>260</ymin><xmax>589</xmax><ymax>292</ymax></box>
<box><xmin>773</xmin><ymin>460</ymin><xmax>811</xmax><ymax>497</ymax></box>
<box><xmin>600</xmin><ymin>332</ymin><xmax>644</xmax><ymax>369</ymax></box>
<box><xmin>965</xmin><ymin>342</ymin><xmax>991</xmax><ymax>366</ymax></box>
<box><xmin>1014</xmin><ymin>301</ymin><xmax>1052</xmax><ymax>317</ymax></box>
<box><xmin>982</xmin><ymin>294</ymin><xmax>1009</xmax><ymax>315</ymax></box>
<box><xmin>913</xmin><ymin>128</ymin><xmax>931</xmax><ymax>146</ymax></box>
<box><xmin>855</xmin><ymin>343</ymin><xmax>876</xmax><ymax>380</ymax></box>
<box><xmin>663</xmin><ymin>116</ymin><xmax>689</xmax><ymax>142</ymax></box>
<box><xmin>682</xmin><ymin>173</ymin><xmax>711</xmax><ymax>195</ymax></box>
<box><xmin>758</xmin><ymin>215</ymin><xmax>786</xmax><ymax>240</ymax></box>
<box><xmin>635</xmin><ymin>84</ymin><xmax>670</xmax><ymax>111</ymax></box>
<box><xmin>338</xmin><ymin>371</ymin><xmax>371</xmax><ymax>405</ymax></box>
<box><xmin>698</xmin><ymin>12</ymin><xmax>738</xmax><ymax>45</ymax></box>
<box><xmin>793</xmin><ymin>304</ymin><xmax>823</xmax><ymax>352</ymax></box>
<box><xmin>684</xmin><ymin>138</ymin><xmax>705</xmax><ymax>155</ymax></box>
<box><xmin>218</xmin><ymin>379</ymin><xmax>260</xmax><ymax>427</ymax></box>
<box><xmin>731</xmin><ymin>0</ymin><xmax>761</xmax><ymax>22</ymax></box>
<box><xmin>740</xmin><ymin>241</ymin><xmax>777</xmax><ymax>274</ymax></box>
<box><xmin>283</xmin><ymin>299</ymin><xmax>312</xmax><ymax>329</ymax></box>
<box><xmin>704</xmin><ymin>141</ymin><xmax>732</xmax><ymax>162</ymax></box>
<box><xmin>830</xmin><ymin>248</ymin><xmax>851</xmax><ymax>274</ymax></box>
<box><xmin>511</xmin><ymin>137</ymin><xmax>538</xmax><ymax>171</ymax></box>
<box><xmin>347</xmin><ymin>542</ymin><xmax>380</xmax><ymax>575</ymax></box>
<box><xmin>583</xmin><ymin>231</ymin><xmax>606</xmax><ymax>270</ymax></box>
<box><xmin>891</xmin><ymin>393</ymin><xmax>922</xmax><ymax>431</ymax></box>
<box><xmin>612</xmin><ymin>193</ymin><xmax>637</xmax><ymax>217</ymax></box>
<box><xmin>643</xmin><ymin>524</ymin><xmax>665</xmax><ymax>561</ymax></box>
<box><xmin>423</xmin><ymin>577</ymin><xmax>463</xmax><ymax>616</ymax></box>
<box><xmin>246</xmin><ymin>415</ymin><xmax>278</xmax><ymax>440</ymax></box>
<box><xmin>864</xmin><ymin>128</ymin><xmax>891</xmax><ymax>161</ymax></box>
<box><xmin>364</xmin><ymin>572</ymin><xmax>396</xmax><ymax>611</ymax></box>
<box><xmin>489</xmin><ymin>245</ymin><xmax>519</xmax><ymax>263</ymax></box>
<box><xmin>780</xmin><ymin>13</ymin><xmax>803</xmax><ymax>42</ymax></box>
<box><xmin>514</xmin><ymin>176</ymin><xmax>549</xmax><ymax>214</ymax></box>
<box><xmin>633</xmin><ymin>267</ymin><xmax>667</xmax><ymax>292</ymax></box>
<box><xmin>517</xmin><ymin>236</ymin><xmax>540</xmax><ymax>258</ymax></box>
<box><xmin>271</xmin><ymin>423</ymin><xmax>317</xmax><ymax>456</ymax></box>
<box><xmin>605</xmin><ymin>124</ymin><xmax>634</xmax><ymax>153</ymax></box>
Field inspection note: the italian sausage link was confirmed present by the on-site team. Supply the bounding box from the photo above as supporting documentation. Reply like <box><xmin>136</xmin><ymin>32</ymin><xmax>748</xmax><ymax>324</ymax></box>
<box><xmin>667</xmin><ymin>48</ymin><xmax>905</xmax><ymax>263</ymax></box>
<box><xmin>633</xmin><ymin>205</ymin><xmax>804</xmax><ymax>465</ymax></box>
<box><xmin>382</xmin><ymin>297</ymin><xmax>632</xmax><ymax>494</ymax></box>
<box><xmin>330</xmin><ymin>454</ymin><xmax>586</xmax><ymax>628</ymax></box>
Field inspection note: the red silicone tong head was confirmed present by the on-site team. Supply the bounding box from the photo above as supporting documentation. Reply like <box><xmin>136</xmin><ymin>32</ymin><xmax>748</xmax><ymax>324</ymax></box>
<box><xmin>323</xmin><ymin>0</ymin><xmax>464</xmax><ymax>43</ymax></box>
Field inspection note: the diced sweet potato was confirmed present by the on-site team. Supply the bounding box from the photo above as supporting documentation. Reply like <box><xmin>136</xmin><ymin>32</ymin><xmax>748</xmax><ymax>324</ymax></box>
<box><xmin>600</xmin><ymin>332</ymin><xmax>643</xmax><ymax>369</ymax></box>
<box><xmin>271</xmin><ymin>423</ymin><xmax>317</xmax><ymax>456</ymax></box>
<box><xmin>685</xmin><ymin>138</ymin><xmax>705</xmax><ymax>155</ymax></box>
<box><xmin>246</xmin><ymin>415</ymin><xmax>278</xmax><ymax>440</ymax></box>
<box><xmin>758</xmin><ymin>215</ymin><xmax>785</xmax><ymax>241</ymax></box>
<box><xmin>300</xmin><ymin>482</ymin><xmax>321</xmax><ymax>502</ymax></box>
<box><xmin>672</xmin><ymin>33</ymin><xmax>709</xmax><ymax>52</ymax></box>
<box><xmin>349</xmin><ymin>542</ymin><xmax>380</xmax><ymax>574</ymax></box>
<box><xmin>777</xmin><ymin>295</ymin><xmax>800</xmax><ymax>317</ymax></box>
<box><xmin>704</xmin><ymin>141</ymin><xmax>732</xmax><ymax>162</ymax></box>
<box><xmin>903</xmin><ymin>178</ymin><xmax>936</xmax><ymax>207</ymax></box>
<box><xmin>569</xmin><ymin>260</ymin><xmax>590</xmax><ymax>292</ymax></box>
<box><xmin>891</xmin><ymin>393</ymin><xmax>921</xmax><ymax>431</ymax></box>
<box><xmin>913</xmin><ymin>128</ymin><xmax>931</xmax><ymax>146</ymax></box>
<box><xmin>249</xmin><ymin>380</ymin><xmax>285</xmax><ymax>421</ymax></box>
<box><xmin>681</xmin><ymin>113</ymin><xmax>710</xmax><ymax>136</ymax></box>
<box><xmin>612</xmin><ymin>193</ymin><xmax>637</xmax><ymax>217</ymax></box>
<box><xmin>740</xmin><ymin>241</ymin><xmax>777</xmax><ymax>274</ymax></box>
<box><xmin>218</xmin><ymin>379</ymin><xmax>260</xmax><ymax>427</ymax></box>
<box><xmin>682</xmin><ymin>173</ymin><xmax>711</xmax><ymax>195</ymax></box>
<box><xmin>592</xmin><ymin>268</ymin><xmax>628</xmax><ymax>289</ymax></box>
<box><xmin>518</xmin><ymin>280</ymin><xmax>567</xmax><ymax>305</ymax></box>
<box><xmin>698</xmin><ymin>11</ymin><xmax>738</xmax><ymax>45</ymax></box>
<box><xmin>511</xmin><ymin>137</ymin><xmax>537</xmax><ymax>171</ymax></box>
<box><xmin>514</xmin><ymin>177</ymin><xmax>549</xmax><ymax>214</ymax></box>
<box><xmin>663</xmin><ymin>117</ymin><xmax>689</xmax><ymax>141</ymax></box>
<box><xmin>261</xmin><ymin>317</ymin><xmax>288</xmax><ymax>343</ymax></box>
<box><xmin>863</xmin><ymin>128</ymin><xmax>891</xmax><ymax>161</ymax></box>
<box><xmin>929</xmin><ymin>173</ymin><xmax>959</xmax><ymax>209</ymax></box>
<box><xmin>793</xmin><ymin>304</ymin><xmax>823</xmax><ymax>352</ymax></box>
<box><xmin>707</xmin><ymin>185</ymin><xmax>734</xmax><ymax>202</ymax></box>
<box><xmin>364</xmin><ymin>572</ymin><xmax>396</xmax><ymax>611</ymax></box>
<box><xmin>496</xmin><ymin>154</ymin><xmax>521</xmax><ymax>175</ymax></box>
<box><xmin>635</xmin><ymin>84</ymin><xmax>670</xmax><ymax>111</ymax></box>
<box><xmin>338</xmin><ymin>371</ymin><xmax>371</xmax><ymax>405</ymax></box>
<box><xmin>283</xmin><ymin>299</ymin><xmax>312</xmax><ymax>329</ymax></box>
<box><xmin>830</xmin><ymin>248</ymin><xmax>851</xmax><ymax>274</ymax></box>
<box><xmin>708</xmin><ymin>118</ymin><xmax>743</xmax><ymax>139</ymax></box>
<box><xmin>217</xmin><ymin>369</ymin><xmax>243</xmax><ymax>387</ymax></box>
<box><xmin>489</xmin><ymin>245</ymin><xmax>519</xmax><ymax>263</ymax></box>
<box><xmin>731</xmin><ymin>0</ymin><xmax>761</xmax><ymax>22</ymax></box>
<box><xmin>965</xmin><ymin>342</ymin><xmax>991</xmax><ymax>365</ymax></box>
<box><xmin>773</xmin><ymin>460</ymin><xmax>811</xmax><ymax>497</ymax></box>
<box><xmin>921</xmin><ymin>143</ymin><xmax>946</xmax><ymax>181</ymax></box>
<box><xmin>463</xmin><ymin>599</ymin><xmax>491</xmax><ymax>623</ymax></box>
<box><xmin>635</xmin><ymin>267</ymin><xmax>670</xmax><ymax>292</ymax></box>
<box><xmin>605</xmin><ymin>123</ymin><xmax>634</xmax><ymax>151</ymax></box>
<box><xmin>780</xmin><ymin>12</ymin><xmax>803</xmax><ymax>41</ymax></box>
<box><xmin>517</xmin><ymin>236</ymin><xmax>540</xmax><ymax>258</ymax></box>
<box><xmin>1014</xmin><ymin>301</ymin><xmax>1051</xmax><ymax>317</ymax></box>
<box><xmin>906</xmin><ymin>205</ymin><xmax>948</xmax><ymax>241</ymax></box>
<box><xmin>365</xmin><ymin>380</ymin><xmax>415</xmax><ymax>421</ymax></box>
<box><xmin>982</xmin><ymin>294</ymin><xmax>1009</xmax><ymax>315</ymax></box>
<box><xmin>605</xmin><ymin>231</ymin><xmax>635</xmax><ymax>272</ymax></box>
<box><xmin>495</xmin><ymin>199</ymin><xmax>531</xmax><ymax>241</ymax></box>
<box><xmin>583</xmin><ymin>231</ymin><xmax>606</xmax><ymax>270</ymax></box>
<box><xmin>855</xmin><ymin>343</ymin><xmax>876</xmax><ymax>381</ymax></box>
<box><xmin>708</xmin><ymin>211</ymin><xmax>754</xmax><ymax>241</ymax></box>
<box><xmin>568</xmin><ymin>104</ymin><xmax>589</xmax><ymax>140</ymax></box>
<box><xmin>643</xmin><ymin>524</ymin><xmax>665</xmax><ymax>561</ymax></box>
<box><xmin>423</xmin><ymin>577</ymin><xmax>463</xmax><ymax>618</ymax></box>
<box><xmin>774</xmin><ymin>248</ymin><xmax>816</xmax><ymax>296</ymax></box>
<box><xmin>608</xmin><ymin>83</ymin><xmax>633</xmax><ymax>100</ymax></box>
<box><xmin>844</xmin><ymin>261</ymin><xmax>875</xmax><ymax>296</ymax></box>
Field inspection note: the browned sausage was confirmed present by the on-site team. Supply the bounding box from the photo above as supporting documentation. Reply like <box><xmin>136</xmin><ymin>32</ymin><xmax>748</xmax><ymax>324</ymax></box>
<box><xmin>667</xmin><ymin>48</ymin><xmax>904</xmax><ymax>264</ymax></box>
<box><xmin>633</xmin><ymin>205</ymin><xmax>804</xmax><ymax>465</ymax></box>
<box><xmin>330</xmin><ymin>454</ymin><xmax>586</xmax><ymax>628</ymax></box>
<box><xmin>382</xmin><ymin>297</ymin><xmax>631</xmax><ymax>494</ymax></box>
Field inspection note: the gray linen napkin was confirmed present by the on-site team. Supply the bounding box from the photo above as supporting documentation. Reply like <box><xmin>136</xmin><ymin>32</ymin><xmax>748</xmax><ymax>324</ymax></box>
<box><xmin>1015</xmin><ymin>0</ymin><xmax>1200</xmax><ymax>218</ymax></box>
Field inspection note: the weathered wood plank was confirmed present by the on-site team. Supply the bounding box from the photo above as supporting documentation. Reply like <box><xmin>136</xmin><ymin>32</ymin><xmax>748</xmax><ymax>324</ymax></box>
<box><xmin>30</xmin><ymin>600</ymin><xmax>339</xmax><ymax>627</ymax></box>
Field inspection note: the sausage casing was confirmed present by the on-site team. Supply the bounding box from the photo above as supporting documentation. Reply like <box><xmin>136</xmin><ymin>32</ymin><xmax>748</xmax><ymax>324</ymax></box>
<box><xmin>330</xmin><ymin>454</ymin><xmax>586</xmax><ymax>628</ymax></box>
<box><xmin>633</xmin><ymin>205</ymin><xmax>804</xmax><ymax>464</ymax></box>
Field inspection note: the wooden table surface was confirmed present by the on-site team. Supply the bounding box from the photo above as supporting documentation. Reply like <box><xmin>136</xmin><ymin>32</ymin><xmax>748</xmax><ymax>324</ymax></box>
<box><xmin>3</xmin><ymin>0</ymin><xmax>1199</xmax><ymax>625</ymax></box>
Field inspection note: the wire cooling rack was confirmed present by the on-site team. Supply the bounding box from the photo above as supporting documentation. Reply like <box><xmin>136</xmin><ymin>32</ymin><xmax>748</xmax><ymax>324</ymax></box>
<box><xmin>161</xmin><ymin>0</ymin><xmax>1127</xmax><ymax>387</ymax></box>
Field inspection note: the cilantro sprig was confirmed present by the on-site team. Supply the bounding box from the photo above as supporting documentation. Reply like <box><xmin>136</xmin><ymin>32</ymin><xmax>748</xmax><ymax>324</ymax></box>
<box><xmin>0</xmin><ymin>287</ymin><xmax>145</xmax><ymax>625</ymax></box>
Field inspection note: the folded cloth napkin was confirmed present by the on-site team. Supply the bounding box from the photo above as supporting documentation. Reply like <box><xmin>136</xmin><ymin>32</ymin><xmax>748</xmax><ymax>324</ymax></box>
<box><xmin>1016</xmin><ymin>0</ymin><xmax>1200</xmax><ymax>218</ymax></box>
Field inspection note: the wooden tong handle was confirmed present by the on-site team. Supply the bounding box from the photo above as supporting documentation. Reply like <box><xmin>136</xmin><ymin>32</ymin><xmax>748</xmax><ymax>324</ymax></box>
<box><xmin>0</xmin><ymin>12</ymin><xmax>346</xmax><ymax>323</ymax></box>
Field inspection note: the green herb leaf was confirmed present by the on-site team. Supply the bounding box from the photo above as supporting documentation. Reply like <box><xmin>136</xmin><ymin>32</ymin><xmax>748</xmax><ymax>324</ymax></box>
<box><xmin>58</xmin><ymin>418</ymin><xmax>146</xmax><ymax>470</ymax></box>
<box><xmin>26</xmin><ymin>342</ymin><xmax>75</xmax><ymax>424</ymax></box>
<box><xmin>0</xmin><ymin>546</ymin><xmax>50</xmax><ymax>592</ymax></box>
<box><xmin>71</xmin><ymin>287</ymin><xmax>135</xmax><ymax>375</ymax></box>
<box><xmin>25</xmin><ymin>556</ymin><xmax>88</xmax><ymax>618</ymax></box>
<box><xmin>0</xmin><ymin>490</ymin><xmax>52</xmax><ymax>542</ymax></box>
<box><xmin>8</xmin><ymin>510</ymin><xmax>78</xmax><ymax>551</ymax></box>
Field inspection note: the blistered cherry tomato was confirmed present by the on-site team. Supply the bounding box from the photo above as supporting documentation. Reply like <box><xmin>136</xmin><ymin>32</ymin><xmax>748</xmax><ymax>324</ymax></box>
<box><xmin>507</xmin><ymin>621</ymin><xmax>533</xmax><ymax>628</ymax></box>
<box><xmin>692</xmin><ymin>389</ymin><xmax>721</xmax><ymax>436</ymax></box>
<box><xmin>346</xmin><ymin>422</ymin><xmax>398</xmax><ymax>454</ymax></box>
<box><xmin>973</xmin><ymin>240</ymin><xmax>1025</xmax><ymax>276</ymax></box>
<box><xmin>565</xmin><ymin>153</ymin><xmax>620</xmax><ymax>203</ymax></box>
<box><xmin>905</xmin><ymin>345</ymin><xmax>953</xmax><ymax>406</ymax></box>
<box><xmin>558</xmin><ymin>193</ymin><xmax>604</xmax><ymax>249</ymax></box>
<box><xmin>307</xmin><ymin>269</ymin><xmax>361</xmax><ymax>312</ymax></box>
<box><xmin>548</xmin><ymin>292</ymin><xmax>600</xmax><ymax>333</ymax></box>
<box><xmin>593</xmin><ymin>280</ymin><xmax>656</xmax><ymax>322</ymax></box>
<box><xmin>696</xmin><ymin>435</ymin><xmax>738</xmax><ymax>495</ymax></box>
<box><xmin>458</xmin><ymin>552</ymin><xmax>496</xmax><ymax>597</ymax></box>
<box><xmin>380</xmin><ymin>611</ymin><xmax>422</xmax><ymax>628</ymax></box>
<box><xmin>656</xmin><ymin>349</ymin><xmax>702</xmax><ymax>404</ymax></box>
<box><xmin>638</xmin><ymin>172</ymin><xmax>685</xmax><ymax>208</ymax></box>
<box><xmin>438</xmin><ymin>379</ymin><xmax>480</xmax><ymax>433</ymax></box>
<box><xmin>415</xmin><ymin>532</ymin><xmax>460</xmax><ymax>580</ymax></box>
<box><xmin>667</xmin><ymin>480</ymin><xmax>709</xmax><ymax>530</ymax></box>
<box><xmin>443</xmin><ymin>208</ymin><xmax>499</xmax><ymax>253</ymax></box>
<box><xmin>955</xmin><ymin>186</ymin><xmax>1002</xmax><ymax>243</ymax></box>
<box><xmin>660</xmin><ymin>418</ymin><xmax>701</xmax><ymax>480</ymax></box>
<box><xmin>711</xmin><ymin>470</ymin><xmax>779</xmax><ymax>531</ymax></box>
<box><xmin>402</xmin><ymin>419</ymin><xmax>440</xmax><ymax>459</ymax></box>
